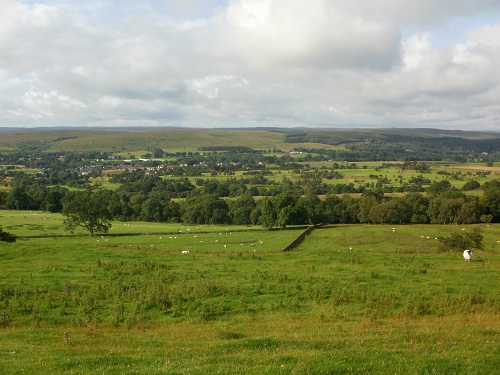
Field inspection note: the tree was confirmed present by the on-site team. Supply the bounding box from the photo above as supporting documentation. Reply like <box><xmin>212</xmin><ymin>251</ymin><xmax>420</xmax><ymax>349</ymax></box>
<box><xmin>369</xmin><ymin>199</ymin><xmax>405</xmax><ymax>224</ymax></box>
<box><xmin>481</xmin><ymin>180</ymin><xmax>500</xmax><ymax>222</ymax></box>
<box><xmin>462</xmin><ymin>180</ymin><xmax>480</xmax><ymax>191</ymax></box>
<box><xmin>401</xmin><ymin>193</ymin><xmax>429</xmax><ymax>224</ymax></box>
<box><xmin>268</xmin><ymin>191</ymin><xmax>303</xmax><ymax>228</ymax></box>
<box><xmin>426</xmin><ymin>180</ymin><xmax>454</xmax><ymax>196</ymax></box>
<box><xmin>427</xmin><ymin>197</ymin><xmax>464</xmax><ymax>224</ymax></box>
<box><xmin>41</xmin><ymin>185</ymin><xmax>69</xmax><ymax>212</ymax></box>
<box><xmin>181</xmin><ymin>194</ymin><xmax>229</xmax><ymax>224</ymax></box>
<box><xmin>229</xmin><ymin>193</ymin><xmax>256</xmax><ymax>225</ymax></box>
<box><xmin>456</xmin><ymin>196</ymin><xmax>481</xmax><ymax>224</ymax></box>
<box><xmin>5</xmin><ymin>187</ymin><xmax>33</xmax><ymax>210</ymax></box>
<box><xmin>358</xmin><ymin>194</ymin><xmax>379</xmax><ymax>223</ymax></box>
<box><xmin>318</xmin><ymin>195</ymin><xmax>342</xmax><ymax>224</ymax></box>
<box><xmin>62</xmin><ymin>190</ymin><xmax>114</xmax><ymax>235</ymax></box>
<box><xmin>300</xmin><ymin>194</ymin><xmax>323</xmax><ymax>224</ymax></box>
<box><xmin>259</xmin><ymin>198</ymin><xmax>277</xmax><ymax>228</ymax></box>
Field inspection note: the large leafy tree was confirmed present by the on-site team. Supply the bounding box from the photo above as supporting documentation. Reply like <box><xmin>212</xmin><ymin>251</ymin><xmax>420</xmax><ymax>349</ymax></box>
<box><xmin>181</xmin><ymin>194</ymin><xmax>229</xmax><ymax>225</ymax></box>
<box><xmin>257</xmin><ymin>191</ymin><xmax>307</xmax><ymax>228</ymax></box>
<box><xmin>62</xmin><ymin>190</ymin><xmax>115</xmax><ymax>235</ymax></box>
<box><xmin>481</xmin><ymin>180</ymin><xmax>500</xmax><ymax>222</ymax></box>
<box><xmin>369</xmin><ymin>199</ymin><xmax>405</xmax><ymax>224</ymax></box>
<box><xmin>401</xmin><ymin>193</ymin><xmax>429</xmax><ymax>224</ymax></box>
<box><xmin>229</xmin><ymin>193</ymin><xmax>256</xmax><ymax>225</ymax></box>
<box><xmin>5</xmin><ymin>187</ymin><xmax>33</xmax><ymax>210</ymax></box>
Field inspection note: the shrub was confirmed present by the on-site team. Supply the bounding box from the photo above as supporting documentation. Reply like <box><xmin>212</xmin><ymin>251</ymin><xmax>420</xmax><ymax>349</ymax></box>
<box><xmin>437</xmin><ymin>227</ymin><xmax>483</xmax><ymax>252</ymax></box>
<box><xmin>0</xmin><ymin>226</ymin><xmax>16</xmax><ymax>243</ymax></box>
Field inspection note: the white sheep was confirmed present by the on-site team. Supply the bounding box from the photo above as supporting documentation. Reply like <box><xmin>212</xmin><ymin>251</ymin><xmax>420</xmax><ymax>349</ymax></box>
<box><xmin>181</xmin><ymin>250</ymin><xmax>190</xmax><ymax>254</ymax></box>
<box><xmin>463</xmin><ymin>250</ymin><xmax>472</xmax><ymax>262</ymax></box>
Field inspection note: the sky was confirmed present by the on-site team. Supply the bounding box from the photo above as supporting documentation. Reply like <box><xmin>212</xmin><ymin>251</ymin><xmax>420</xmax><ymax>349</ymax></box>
<box><xmin>1</xmin><ymin>0</ymin><xmax>500</xmax><ymax>131</ymax></box>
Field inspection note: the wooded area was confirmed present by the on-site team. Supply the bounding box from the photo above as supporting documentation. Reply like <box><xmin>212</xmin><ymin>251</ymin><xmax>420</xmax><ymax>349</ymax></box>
<box><xmin>1</xmin><ymin>128</ymin><xmax>499</xmax><ymax>234</ymax></box>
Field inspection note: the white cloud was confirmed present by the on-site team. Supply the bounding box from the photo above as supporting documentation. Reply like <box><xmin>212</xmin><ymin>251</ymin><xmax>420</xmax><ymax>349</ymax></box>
<box><xmin>223</xmin><ymin>0</ymin><xmax>401</xmax><ymax>71</ymax></box>
<box><xmin>0</xmin><ymin>0</ymin><xmax>499</xmax><ymax>130</ymax></box>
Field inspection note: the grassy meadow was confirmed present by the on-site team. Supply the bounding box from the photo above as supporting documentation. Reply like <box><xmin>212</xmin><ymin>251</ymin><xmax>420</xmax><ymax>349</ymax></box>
<box><xmin>0</xmin><ymin>211</ymin><xmax>499</xmax><ymax>374</ymax></box>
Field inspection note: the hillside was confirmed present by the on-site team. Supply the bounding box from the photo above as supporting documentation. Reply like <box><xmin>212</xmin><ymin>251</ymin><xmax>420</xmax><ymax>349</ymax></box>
<box><xmin>0</xmin><ymin>128</ymin><xmax>498</xmax><ymax>158</ymax></box>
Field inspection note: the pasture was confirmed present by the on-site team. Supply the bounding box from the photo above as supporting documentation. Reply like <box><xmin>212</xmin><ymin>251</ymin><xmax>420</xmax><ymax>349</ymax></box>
<box><xmin>0</xmin><ymin>216</ymin><xmax>499</xmax><ymax>374</ymax></box>
<box><xmin>0</xmin><ymin>210</ymin><xmax>268</xmax><ymax>237</ymax></box>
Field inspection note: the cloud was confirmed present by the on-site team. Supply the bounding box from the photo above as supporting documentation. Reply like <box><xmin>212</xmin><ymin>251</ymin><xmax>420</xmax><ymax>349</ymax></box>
<box><xmin>335</xmin><ymin>0</ymin><xmax>500</xmax><ymax>27</ymax></box>
<box><xmin>221</xmin><ymin>0</ymin><xmax>401</xmax><ymax>71</ymax></box>
<box><xmin>0</xmin><ymin>0</ymin><xmax>499</xmax><ymax>130</ymax></box>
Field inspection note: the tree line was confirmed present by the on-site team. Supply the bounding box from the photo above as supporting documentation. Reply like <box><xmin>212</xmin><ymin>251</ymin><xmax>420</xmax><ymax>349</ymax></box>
<box><xmin>1</xmin><ymin>176</ymin><xmax>498</xmax><ymax>235</ymax></box>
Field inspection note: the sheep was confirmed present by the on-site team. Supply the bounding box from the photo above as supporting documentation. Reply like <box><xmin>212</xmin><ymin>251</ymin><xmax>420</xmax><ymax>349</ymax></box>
<box><xmin>181</xmin><ymin>250</ymin><xmax>190</xmax><ymax>254</ymax></box>
<box><xmin>463</xmin><ymin>250</ymin><xmax>472</xmax><ymax>262</ymax></box>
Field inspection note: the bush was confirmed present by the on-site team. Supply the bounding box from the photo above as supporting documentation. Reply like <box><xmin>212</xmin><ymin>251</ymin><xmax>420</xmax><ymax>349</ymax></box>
<box><xmin>0</xmin><ymin>226</ymin><xmax>16</xmax><ymax>243</ymax></box>
<box><xmin>437</xmin><ymin>227</ymin><xmax>483</xmax><ymax>252</ymax></box>
<box><xmin>462</xmin><ymin>180</ymin><xmax>480</xmax><ymax>191</ymax></box>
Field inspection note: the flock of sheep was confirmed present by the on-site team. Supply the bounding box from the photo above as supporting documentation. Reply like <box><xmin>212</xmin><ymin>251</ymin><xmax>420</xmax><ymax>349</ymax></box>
<box><xmin>101</xmin><ymin>223</ymin><xmax>488</xmax><ymax>262</ymax></box>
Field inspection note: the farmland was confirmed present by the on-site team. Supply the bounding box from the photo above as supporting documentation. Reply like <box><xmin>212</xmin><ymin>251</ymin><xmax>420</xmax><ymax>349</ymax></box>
<box><xmin>0</xmin><ymin>128</ymin><xmax>499</xmax><ymax>373</ymax></box>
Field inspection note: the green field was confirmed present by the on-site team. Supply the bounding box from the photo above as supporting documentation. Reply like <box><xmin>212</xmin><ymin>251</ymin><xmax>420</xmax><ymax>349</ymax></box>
<box><xmin>1</xmin><ymin>128</ymin><xmax>498</xmax><ymax>373</ymax></box>
<box><xmin>1</xmin><ymin>214</ymin><xmax>499</xmax><ymax>374</ymax></box>
<box><xmin>0</xmin><ymin>210</ymin><xmax>268</xmax><ymax>237</ymax></box>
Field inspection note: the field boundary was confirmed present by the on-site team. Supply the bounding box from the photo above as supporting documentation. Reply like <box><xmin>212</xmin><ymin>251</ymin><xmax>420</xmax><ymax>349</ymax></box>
<box><xmin>15</xmin><ymin>225</ymin><xmax>311</xmax><ymax>239</ymax></box>
<box><xmin>282</xmin><ymin>224</ymin><xmax>319</xmax><ymax>252</ymax></box>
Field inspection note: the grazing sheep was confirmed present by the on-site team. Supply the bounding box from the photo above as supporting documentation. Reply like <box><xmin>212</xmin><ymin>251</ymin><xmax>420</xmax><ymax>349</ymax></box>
<box><xmin>463</xmin><ymin>250</ymin><xmax>472</xmax><ymax>262</ymax></box>
<box><xmin>181</xmin><ymin>250</ymin><xmax>190</xmax><ymax>254</ymax></box>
